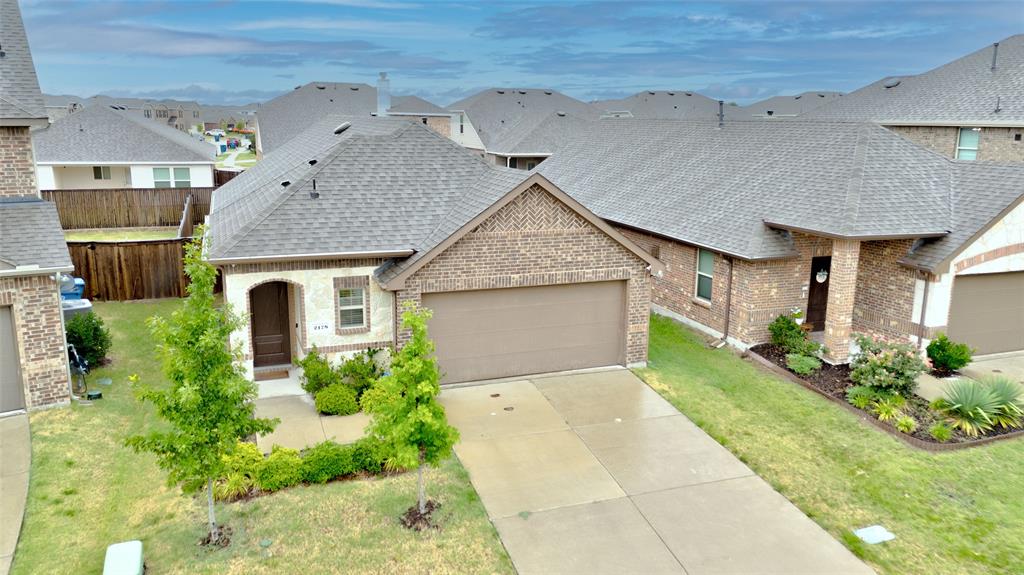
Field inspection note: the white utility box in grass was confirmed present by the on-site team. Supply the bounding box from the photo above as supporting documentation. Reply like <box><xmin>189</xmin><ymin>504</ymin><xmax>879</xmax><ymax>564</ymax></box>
<box><xmin>103</xmin><ymin>540</ymin><xmax>143</xmax><ymax>575</ymax></box>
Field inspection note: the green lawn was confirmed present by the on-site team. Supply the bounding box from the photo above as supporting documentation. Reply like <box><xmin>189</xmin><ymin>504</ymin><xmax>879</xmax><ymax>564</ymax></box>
<box><xmin>636</xmin><ymin>315</ymin><xmax>1024</xmax><ymax>575</ymax></box>
<box><xmin>14</xmin><ymin>300</ymin><xmax>512</xmax><ymax>575</ymax></box>
<box><xmin>64</xmin><ymin>228</ymin><xmax>179</xmax><ymax>242</ymax></box>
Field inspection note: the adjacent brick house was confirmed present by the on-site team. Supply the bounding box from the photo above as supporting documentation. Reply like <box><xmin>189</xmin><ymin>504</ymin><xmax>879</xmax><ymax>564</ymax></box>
<box><xmin>0</xmin><ymin>0</ymin><xmax>73</xmax><ymax>414</ymax></box>
<box><xmin>207</xmin><ymin>117</ymin><xmax>659</xmax><ymax>385</ymax></box>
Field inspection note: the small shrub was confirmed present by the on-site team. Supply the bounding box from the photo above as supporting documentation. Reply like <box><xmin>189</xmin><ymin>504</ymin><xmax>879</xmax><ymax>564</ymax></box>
<box><xmin>931</xmin><ymin>380</ymin><xmax>999</xmax><ymax>437</ymax></box>
<box><xmin>926</xmin><ymin>334</ymin><xmax>973</xmax><ymax>375</ymax></box>
<box><xmin>213</xmin><ymin>441</ymin><xmax>265</xmax><ymax>501</ymax></box>
<box><xmin>846</xmin><ymin>386</ymin><xmax>877</xmax><ymax>410</ymax></box>
<box><xmin>850</xmin><ymin>334</ymin><xmax>926</xmax><ymax>397</ymax></box>
<box><xmin>315</xmin><ymin>384</ymin><xmax>359</xmax><ymax>416</ymax></box>
<box><xmin>339</xmin><ymin>348</ymin><xmax>384</xmax><ymax>399</ymax></box>
<box><xmin>65</xmin><ymin>312</ymin><xmax>112</xmax><ymax>367</ymax></box>
<box><xmin>786</xmin><ymin>354</ymin><xmax>822</xmax><ymax>376</ymax></box>
<box><xmin>872</xmin><ymin>395</ymin><xmax>905</xmax><ymax>422</ymax></box>
<box><xmin>296</xmin><ymin>346</ymin><xmax>342</xmax><ymax>395</ymax></box>
<box><xmin>359</xmin><ymin>382</ymin><xmax>399</xmax><ymax>414</ymax></box>
<box><xmin>301</xmin><ymin>441</ymin><xmax>356</xmax><ymax>484</ymax></box>
<box><xmin>985</xmin><ymin>376</ymin><xmax>1024</xmax><ymax>430</ymax></box>
<box><xmin>895</xmin><ymin>414</ymin><xmax>918</xmax><ymax>434</ymax></box>
<box><xmin>255</xmin><ymin>446</ymin><xmax>303</xmax><ymax>491</ymax></box>
<box><xmin>351</xmin><ymin>436</ymin><xmax>388</xmax><ymax>474</ymax></box>
<box><xmin>929</xmin><ymin>422</ymin><xmax>953</xmax><ymax>442</ymax></box>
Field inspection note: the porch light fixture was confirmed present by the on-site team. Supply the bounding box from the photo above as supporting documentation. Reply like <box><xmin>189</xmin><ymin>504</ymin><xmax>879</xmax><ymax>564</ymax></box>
<box><xmin>816</xmin><ymin>269</ymin><xmax>829</xmax><ymax>283</ymax></box>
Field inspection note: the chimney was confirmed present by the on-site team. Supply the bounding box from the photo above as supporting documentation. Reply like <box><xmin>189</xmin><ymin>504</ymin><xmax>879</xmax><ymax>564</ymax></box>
<box><xmin>377</xmin><ymin>72</ymin><xmax>391</xmax><ymax>116</ymax></box>
<box><xmin>718</xmin><ymin>100</ymin><xmax>724</xmax><ymax>128</ymax></box>
<box><xmin>991</xmin><ymin>42</ymin><xmax>1000</xmax><ymax>71</ymax></box>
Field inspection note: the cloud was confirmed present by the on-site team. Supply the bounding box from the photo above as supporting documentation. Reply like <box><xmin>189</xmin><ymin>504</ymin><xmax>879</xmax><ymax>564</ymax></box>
<box><xmin>229</xmin><ymin>17</ymin><xmax>458</xmax><ymax>38</ymax></box>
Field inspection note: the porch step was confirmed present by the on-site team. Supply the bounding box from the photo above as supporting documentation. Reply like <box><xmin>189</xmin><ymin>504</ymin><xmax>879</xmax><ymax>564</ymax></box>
<box><xmin>254</xmin><ymin>366</ymin><xmax>291</xmax><ymax>382</ymax></box>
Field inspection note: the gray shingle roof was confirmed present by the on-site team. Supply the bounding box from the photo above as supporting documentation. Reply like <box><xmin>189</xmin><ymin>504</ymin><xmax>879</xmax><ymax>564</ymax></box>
<box><xmin>0</xmin><ymin>0</ymin><xmax>46</xmax><ymax>123</ymax></box>
<box><xmin>207</xmin><ymin>115</ymin><xmax>528</xmax><ymax>263</ymax></box>
<box><xmin>255</xmin><ymin>82</ymin><xmax>445</xmax><ymax>153</ymax></box>
<box><xmin>0</xmin><ymin>197</ymin><xmax>72</xmax><ymax>271</ymax></box>
<box><xmin>448</xmin><ymin>88</ymin><xmax>601</xmax><ymax>151</ymax></box>
<box><xmin>32</xmin><ymin>105</ymin><xmax>215</xmax><ymax>163</ymax></box>
<box><xmin>737</xmin><ymin>92</ymin><xmax>843</xmax><ymax>118</ymax></box>
<box><xmin>531</xmin><ymin>118</ymin><xmax>1024</xmax><ymax>269</ymax></box>
<box><xmin>593</xmin><ymin>91</ymin><xmax>722</xmax><ymax>120</ymax></box>
<box><xmin>805</xmin><ymin>35</ymin><xmax>1024</xmax><ymax>125</ymax></box>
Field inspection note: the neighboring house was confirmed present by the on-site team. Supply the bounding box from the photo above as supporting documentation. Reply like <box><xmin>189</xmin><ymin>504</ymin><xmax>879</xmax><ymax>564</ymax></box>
<box><xmin>592</xmin><ymin>90</ymin><xmax>724</xmax><ymax>120</ymax></box>
<box><xmin>205</xmin><ymin>115</ymin><xmax>660</xmax><ymax>384</ymax></box>
<box><xmin>43</xmin><ymin>94</ymin><xmax>84</xmax><ymax>122</ymax></box>
<box><xmin>527</xmin><ymin>118</ymin><xmax>1024</xmax><ymax>360</ymax></box>
<box><xmin>33</xmin><ymin>105</ymin><xmax>216</xmax><ymax>190</ymax></box>
<box><xmin>447</xmin><ymin>87</ymin><xmax>602</xmax><ymax>167</ymax></box>
<box><xmin>142</xmin><ymin>99</ymin><xmax>202</xmax><ymax>133</ymax></box>
<box><xmin>805</xmin><ymin>35</ymin><xmax>1023</xmax><ymax>162</ymax></box>
<box><xmin>254</xmin><ymin>75</ymin><xmax>451</xmax><ymax>155</ymax></box>
<box><xmin>201</xmin><ymin>104</ymin><xmax>258</xmax><ymax>132</ymax></box>
<box><xmin>0</xmin><ymin>0</ymin><xmax>73</xmax><ymax>413</ymax></box>
<box><xmin>737</xmin><ymin>91</ymin><xmax>843</xmax><ymax>119</ymax></box>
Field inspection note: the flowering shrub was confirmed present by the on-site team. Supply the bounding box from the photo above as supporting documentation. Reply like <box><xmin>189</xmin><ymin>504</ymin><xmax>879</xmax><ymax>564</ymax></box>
<box><xmin>849</xmin><ymin>334</ymin><xmax>926</xmax><ymax>397</ymax></box>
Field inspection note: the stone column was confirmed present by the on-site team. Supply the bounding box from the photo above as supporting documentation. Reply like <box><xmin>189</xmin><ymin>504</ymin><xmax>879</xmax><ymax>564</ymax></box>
<box><xmin>824</xmin><ymin>239</ymin><xmax>861</xmax><ymax>363</ymax></box>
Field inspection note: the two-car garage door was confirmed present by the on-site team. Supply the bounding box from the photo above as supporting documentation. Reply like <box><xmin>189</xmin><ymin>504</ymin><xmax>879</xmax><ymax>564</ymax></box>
<box><xmin>424</xmin><ymin>281</ymin><xmax>626</xmax><ymax>384</ymax></box>
<box><xmin>947</xmin><ymin>272</ymin><xmax>1024</xmax><ymax>355</ymax></box>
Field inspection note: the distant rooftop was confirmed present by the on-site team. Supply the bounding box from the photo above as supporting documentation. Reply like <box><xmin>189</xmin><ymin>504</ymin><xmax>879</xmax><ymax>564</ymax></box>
<box><xmin>0</xmin><ymin>0</ymin><xmax>47</xmax><ymax>124</ymax></box>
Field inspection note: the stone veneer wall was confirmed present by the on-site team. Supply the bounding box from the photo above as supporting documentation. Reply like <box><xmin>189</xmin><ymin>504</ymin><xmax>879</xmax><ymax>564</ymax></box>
<box><xmin>888</xmin><ymin>125</ymin><xmax>1024</xmax><ymax>162</ymax></box>
<box><xmin>0</xmin><ymin>126</ymin><xmax>37</xmax><ymax>198</ymax></box>
<box><xmin>0</xmin><ymin>275</ymin><xmax>69</xmax><ymax>408</ymax></box>
<box><xmin>397</xmin><ymin>185</ymin><xmax>652</xmax><ymax>366</ymax></box>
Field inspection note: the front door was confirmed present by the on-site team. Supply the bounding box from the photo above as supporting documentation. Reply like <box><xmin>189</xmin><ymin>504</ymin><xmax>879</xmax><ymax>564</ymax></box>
<box><xmin>250</xmin><ymin>282</ymin><xmax>291</xmax><ymax>367</ymax></box>
<box><xmin>1</xmin><ymin>306</ymin><xmax>26</xmax><ymax>413</ymax></box>
<box><xmin>805</xmin><ymin>256</ymin><xmax>832</xmax><ymax>332</ymax></box>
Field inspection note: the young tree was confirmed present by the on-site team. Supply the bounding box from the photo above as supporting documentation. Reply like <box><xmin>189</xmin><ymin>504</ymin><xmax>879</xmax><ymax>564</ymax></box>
<box><xmin>365</xmin><ymin>304</ymin><xmax>459</xmax><ymax>515</ymax></box>
<box><xmin>125</xmin><ymin>230</ymin><xmax>276</xmax><ymax>543</ymax></box>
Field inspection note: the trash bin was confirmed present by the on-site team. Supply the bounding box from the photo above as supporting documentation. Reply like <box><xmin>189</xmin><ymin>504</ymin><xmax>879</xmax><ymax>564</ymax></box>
<box><xmin>59</xmin><ymin>274</ymin><xmax>86</xmax><ymax>300</ymax></box>
<box><xmin>103</xmin><ymin>540</ymin><xmax>144</xmax><ymax>575</ymax></box>
<box><xmin>62</xmin><ymin>298</ymin><xmax>93</xmax><ymax>322</ymax></box>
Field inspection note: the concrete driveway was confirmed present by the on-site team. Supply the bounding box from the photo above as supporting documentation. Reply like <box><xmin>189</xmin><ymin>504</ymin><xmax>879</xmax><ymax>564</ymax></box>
<box><xmin>441</xmin><ymin>369</ymin><xmax>873</xmax><ymax>575</ymax></box>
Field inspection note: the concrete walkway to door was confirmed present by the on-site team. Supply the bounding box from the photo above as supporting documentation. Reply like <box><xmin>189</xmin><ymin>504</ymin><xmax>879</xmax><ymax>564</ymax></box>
<box><xmin>0</xmin><ymin>414</ymin><xmax>30</xmax><ymax>575</ymax></box>
<box><xmin>441</xmin><ymin>369</ymin><xmax>874</xmax><ymax>575</ymax></box>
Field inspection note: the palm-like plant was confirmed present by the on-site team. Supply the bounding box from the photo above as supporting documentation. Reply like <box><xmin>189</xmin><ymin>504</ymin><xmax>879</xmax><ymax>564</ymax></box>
<box><xmin>931</xmin><ymin>380</ymin><xmax>999</xmax><ymax>437</ymax></box>
<box><xmin>985</xmin><ymin>377</ymin><xmax>1024</xmax><ymax>429</ymax></box>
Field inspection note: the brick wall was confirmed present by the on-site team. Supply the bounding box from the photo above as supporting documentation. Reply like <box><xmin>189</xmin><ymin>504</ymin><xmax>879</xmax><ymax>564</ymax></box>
<box><xmin>0</xmin><ymin>275</ymin><xmax>70</xmax><ymax>409</ymax></box>
<box><xmin>399</xmin><ymin>184</ymin><xmax>652</xmax><ymax>365</ymax></box>
<box><xmin>852</xmin><ymin>239</ymin><xmax>919</xmax><ymax>342</ymax></box>
<box><xmin>0</xmin><ymin>126</ymin><xmax>38</xmax><ymax>198</ymax></box>
<box><xmin>889</xmin><ymin>125</ymin><xmax>1024</xmax><ymax>162</ymax></box>
<box><xmin>822</xmin><ymin>239</ymin><xmax>861</xmax><ymax>362</ymax></box>
<box><xmin>425</xmin><ymin>116</ymin><xmax>451</xmax><ymax>139</ymax></box>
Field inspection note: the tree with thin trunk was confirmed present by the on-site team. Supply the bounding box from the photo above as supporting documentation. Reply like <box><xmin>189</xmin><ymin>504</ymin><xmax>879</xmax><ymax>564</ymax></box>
<box><xmin>125</xmin><ymin>230</ymin><xmax>276</xmax><ymax>544</ymax></box>
<box><xmin>366</xmin><ymin>303</ymin><xmax>459</xmax><ymax>516</ymax></box>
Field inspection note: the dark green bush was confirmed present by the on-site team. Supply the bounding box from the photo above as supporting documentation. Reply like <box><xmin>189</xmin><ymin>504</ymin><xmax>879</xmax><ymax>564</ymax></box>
<box><xmin>850</xmin><ymin>334</ymin><xmax>926</xmax><ymax>397</ymax></box>
<box><xmin>301</xmin><ymin>441</ymin><xmax>356</xmax><ymax>483</ymax></box>
<box><xmin>926</xmin><ymin>333</ymin><xmax>973</xmax><ymax>375</ymax></box>
<box><xmin>351</xmin><ymin>436</ymin><xmax>388</xmax><ymax>474</ymax></box>
<box><xmin>339</xmin><ymin>348</ymin><xmax>384</xmax><ymax>399</ymax></box>
<box><xmin>255</xmin><ymin>446</ymin><xmax>303</xmax><ymax>491</ymax></box>
<box><xmin>768</xmin><ymin>314</ymin><xmax>822</xmax><ymax>356</ymax></box>
<box><xmin>315</xmin><ymin>384</ymin><xmax>359</xmax><ymax>416</ymax></box>
<box><xmin>845</xmin><ymin>385</ymin><xmax>878</xmax><ymax>410</ymax></box>
<box><xmin>785</xmin><ymin>354</ymin><xmax>821</xmax><ymax>376</ymax></box>
<box><xmin>65</xmin><ymin>312</ymin><xmax>112</xmax><ymax>367</ymax></box>
<box><xmin>296</xmin><ymin>345</ymin><xmax>342</xmax><ymax>395</ymax></box>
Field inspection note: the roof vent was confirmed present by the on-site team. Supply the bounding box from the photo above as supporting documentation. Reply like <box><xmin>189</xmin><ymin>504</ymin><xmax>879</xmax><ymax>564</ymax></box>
<box><xmin>333</xmin><ymin>121</ymin><xmax>351</xmax><ymax>134</ymax></box>
<box><xmin>685</xmin><ymin>92</ymin><xmax>692</xmax><ymax>96</ymax></box>
<box><xmin>883</xmin><ymin>78</ymin><xmax>901</xmax><ymax>89</ymax></box>
<box><xmin>556</xmin><ymin>111</ymin><xmax>566</xmax><ymax>117</ymax></box>
<box><xmin>308</xmin><ymin>159</ymin><xmax>318</xmax><ymax>165</ymax></box>
<box><xmin>647</xmin><ymin>91</ymin><xmax>656</xmax><ymax>95</ymax></box>
<box><xmin>991</xmin><ymin>42</ymin><xmax>1000</xmax><ymax>71</ymax></box>
<box><xmin>817</xmin><ymin>93</ymin><xmax>825</xmax><ymax>97</ymax></box>
<box><xmin>496</xmin><ymin>90</ymin><xmax>505</xmax><ymax>94</ymax></box>
<box><xmin>295</xmin><ymin>85</ymin><xmax>302</xmax><ymax>90</ymax></box>
<box><xmin>281</xmin><ymin>181</ymin><xmax>291</xmax><ymax>187</ymax></box>
<box><xmin>668</xmin><ymin>92</ymin><xmax>675</xmax><ymax>96</ymax></box>
<box><xmin>310</xmin><ymin>179</ymin><xmax>319</xmax><ymax>199</ymax></box>
<box><xmin>350</xmin><ymin>86</ymin><xmax>359</xmax><ymax>90</ymax></box>
<box><xmin>518</xmin><ymin>90</ymin><xmax>526</xmax><ymax>94</ymax></box>
<box><xmin>544</xmin><ymin>90</ymin><xmax>552</xmax><ymax>95</ymax></box>
<box><xmin>766</xmin><ymin>110</ymin><xmax>774</xmax><ymax>116</ymax></box>
<box><xmin>794</xmin><ymin>95</ymin><xmax>802</xmax><ymax>99</ymax></box>
<box><xmin>316</xmin><ymin>85</ymin><xmax>326</xmax><ymax>90</ymax></box>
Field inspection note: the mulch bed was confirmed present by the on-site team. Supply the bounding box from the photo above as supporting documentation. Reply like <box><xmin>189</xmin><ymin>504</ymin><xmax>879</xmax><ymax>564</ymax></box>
<box><xmin>401</xmin><ymin>500</ymin><xmax>441</xmax><ymax>531</ymax></box>
<box><xmin>749</xmin><ymin>343</ymin><xmax>1024</xmax><ymax>449</ymax></box>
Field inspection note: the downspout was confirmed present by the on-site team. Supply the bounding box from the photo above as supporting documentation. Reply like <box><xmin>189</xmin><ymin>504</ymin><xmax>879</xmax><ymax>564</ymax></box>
<box><xmin>917</xmin><ymin>271</ymin><xmax>931</xmax><ymax>350</ymax></box>
<box><xmin>722</xmin><ymin>256</ymin><xmax>734</xmax><ymax>340</ymax></box>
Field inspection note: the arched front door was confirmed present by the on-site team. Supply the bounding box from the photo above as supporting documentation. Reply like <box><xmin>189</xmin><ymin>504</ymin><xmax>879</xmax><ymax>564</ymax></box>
<box><xmin>250</xmin><ymin>282</ymin><xmax>291</xmax><ymax>367</ymax></box>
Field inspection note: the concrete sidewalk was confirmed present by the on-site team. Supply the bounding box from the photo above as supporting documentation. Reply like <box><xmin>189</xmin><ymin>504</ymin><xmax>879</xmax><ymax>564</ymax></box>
<box><xmin>0</xmin><ymin>414</ymin><xmax>30</xmax><ymax>575</ymax></box>
<box><xmin>254</xmin><ymin>394</ymin><xmax>370</xmax><ymax>453</ymax></box>
<box><xmin>442</xmin><ymin>369</ymin><xmax>874</xmax><ymax>575</ymax></box>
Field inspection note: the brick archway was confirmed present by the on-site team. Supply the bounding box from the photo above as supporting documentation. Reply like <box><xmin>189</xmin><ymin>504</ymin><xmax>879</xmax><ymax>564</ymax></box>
<box><xmin>244</xmin><ymin>278</ymin><xmax>305</xmax><ymax>364</ymax></box>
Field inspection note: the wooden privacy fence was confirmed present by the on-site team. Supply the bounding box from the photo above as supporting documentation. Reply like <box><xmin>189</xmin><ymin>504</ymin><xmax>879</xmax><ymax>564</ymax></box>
<box><xmin>214</xmin><ymin>169</ymin><xmax>240</xmax><ymax>186</ymax></box>
<box><xmin>42</xmin><ymin>187</ymin><xmax>214</xmax><ymax>229</ymax></box>
<box><xmin>67</xmin><ymin>239</ymin><xmax>188</xmax><ymax>301</ymax></box>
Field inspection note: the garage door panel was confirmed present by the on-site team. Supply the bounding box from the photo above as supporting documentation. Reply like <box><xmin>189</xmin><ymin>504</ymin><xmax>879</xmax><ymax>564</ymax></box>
<box><xmin>947</xmin><ymin>272</ymin><xmax>1024</xmax><ymax>355</ymax></box>
<box><xmin>424</xmin><ymin>281</ymin><xmax>626</xmax><ymax>384</ymax></box>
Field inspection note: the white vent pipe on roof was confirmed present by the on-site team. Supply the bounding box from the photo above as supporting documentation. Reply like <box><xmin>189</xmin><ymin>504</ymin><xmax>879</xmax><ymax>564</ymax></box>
<box><xmin>377</xmin><ymin>72</ymin><xmax>390</xmax><ymax>116</ymax></box>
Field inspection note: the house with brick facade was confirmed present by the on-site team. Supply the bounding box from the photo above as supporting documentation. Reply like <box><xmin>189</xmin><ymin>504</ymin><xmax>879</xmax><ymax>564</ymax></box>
<box><xmin>0</xmin><ymin>0</ymin><xmax>73</xmax><ymax>414</ymax></box>
<box><xmin>206</xmin><ymin>115</ymin><xmax>661</xmax><ymax>386</ymax></box>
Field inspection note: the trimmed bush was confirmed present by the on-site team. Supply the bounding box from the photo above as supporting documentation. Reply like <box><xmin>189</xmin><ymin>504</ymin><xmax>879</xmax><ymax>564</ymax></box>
<box><xmin>315</xmin><ymin>384</ymin><xmax>359</xmax><ymax>416</ymax></box>
<box><xmin>301</xmin><ymin>441</ymin><xmax>356</xmax><ymax>484</ymax></box>
<box><xmin>931</xmin><ymin>380</ymin><xmax>999</xmax><ymax>437</ymax></box>
<box><xmin>768</xmin><ymin>314</ymin><xmax>823</xmax><ymax>356</ymax></box>
<box><xmin>351</xmin><ymin>436</ymin><xmax>388</xmax><ymax>474</ymax></box>
<box><xmin>296</xmin><ymin>346</ymin><xmax>343</xmax><ymax>395</ymax></box>
<box><xmin>926</xmin><ymin>333</ymin><xmax>973</xmax><ymax>375</ymax></box>
<box><xmin>850</xmin><ymin>334</ymin><xmax>926</xmax><ymax>397</ymax></box>
<box><xmin>929</xmin><ymin>422</ymin><xmax>953</xmax><ymax>442</ymax></box>
<box><xmin>786</xmin><ymin>354</ymin><xmax>822</xmax><ymax>376</ymax></box>
<box><xmin>65</xmin><ymin>312</ymin><xmax>112</xmax><ymax>367</ymax></box>
<box><xmin>255</xmin><ymin>446</ymin><xmax>303</xmax><ymax>491</ymax></box>
<box><xmin>339</xmin><ymin>348</ymin><xmax>384</xmax><ymax>400</ymax></box>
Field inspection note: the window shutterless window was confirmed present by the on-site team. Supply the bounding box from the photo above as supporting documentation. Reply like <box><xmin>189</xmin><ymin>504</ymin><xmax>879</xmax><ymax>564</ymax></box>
<box><xmin>153</xmin><ymin>167</ymin><xmax>171</xmax><ymax>188</ymax></box>
<box><xmin>956</xmin><ymin>128</ymin><xmax>980</xmax><ymax>160</ymax></box>
<box><xmin>173</xmin><ymin>167</ymin><xmax>191</xmax><ymax>188</ymax></box>
<box><xmin>153</xmin><ymin>167</ymin><xmax>191</xmax><ymax>188</ymax></box>
<box><xmin>92</xmin><ymin>166</ymin><xmax>111</xmax><ymax>180</ymax></box>
<box><xmin>695</xmin><ymin>248</ymin><xmax>714</xmax><ymax>301</ymax></box>
<box><xmin>337</xmin><ymin>288</ymin><xmax>365</xmax><ymax>328</ymax></box>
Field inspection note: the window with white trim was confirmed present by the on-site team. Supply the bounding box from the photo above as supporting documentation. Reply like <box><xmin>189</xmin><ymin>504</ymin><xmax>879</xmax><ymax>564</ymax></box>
<box><xmin>337</xmin><ymin>287</ymin><xmax>365</xmax><ymax>328</ymax></box>
<box><xmin>92</xmin><ymin>166</ymin><xmax>111</xmax><ymax>180</ymax></box>
<box><xmin>956</xmin><ymin>127</ymin><xmax>980</xmax><ymax>160</ymax></box>
<box><xmin>153</xmin><ymin>167</ymin><xmax>191</xmax><ymax>188</ymax></box>
<box><xmin>695</xmin><ymin>248</ymin><xmax>714</xmax><ymax>301</ymax></box>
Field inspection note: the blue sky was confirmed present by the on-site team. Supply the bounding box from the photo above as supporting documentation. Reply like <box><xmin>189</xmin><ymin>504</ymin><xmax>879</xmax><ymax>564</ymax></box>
<box><xmin>21</xmin><ymin>0</ymin><xmax>1024</xmax><ymax>106</ymax></box>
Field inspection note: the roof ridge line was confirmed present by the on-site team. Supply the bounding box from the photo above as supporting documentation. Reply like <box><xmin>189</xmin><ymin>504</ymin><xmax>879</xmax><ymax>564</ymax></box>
<box><xmin>839</xmin><ymin>124</ymin><xmax>870</xmax><ymax>236</ymax></box>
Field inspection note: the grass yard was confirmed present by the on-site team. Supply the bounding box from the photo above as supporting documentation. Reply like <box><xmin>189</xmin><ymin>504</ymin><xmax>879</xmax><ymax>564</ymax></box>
<box><xmin>64</xmin><ymin>227</ymin><xmax>179</xmax><ymax>242</ymax></box>
<box><xmin>13</xmin><ymin>300</ymin><xmax>512</xmax><ymax>575</ymax></box>
<box><xmin>636</xmin><ymin>315</ymin><xmax>1024</xmax><ymax>575</ymax></box>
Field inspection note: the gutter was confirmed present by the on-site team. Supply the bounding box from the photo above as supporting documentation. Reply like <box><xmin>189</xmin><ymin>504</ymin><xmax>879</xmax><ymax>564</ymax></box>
<box><xmin>917</xmin><ymin>271</ymin><xmax>931</xmax><ymax>350</ymax></box>
<box><xmin>762</xmin><ymin>220</ymin><xmax>949</xmax><ymax>241</ymax></box>
<box><xmin>207</xmin><ymin>249</ymin><xmax>415</xmax><ymax>265</ymax></box>
<box><xmin>0</xmin><ymin>265</ymin><xmax>74</xmax><ymax>278</ymax></box>
<box><xmin>721</xmin><ymin>256</ymin><xmax>735</xmax><ymax>343</ymax></box>
<box><xmin>36</xmin><ymin>161</ymin><xmax>215</xmax><ymax>166</ymax></box>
